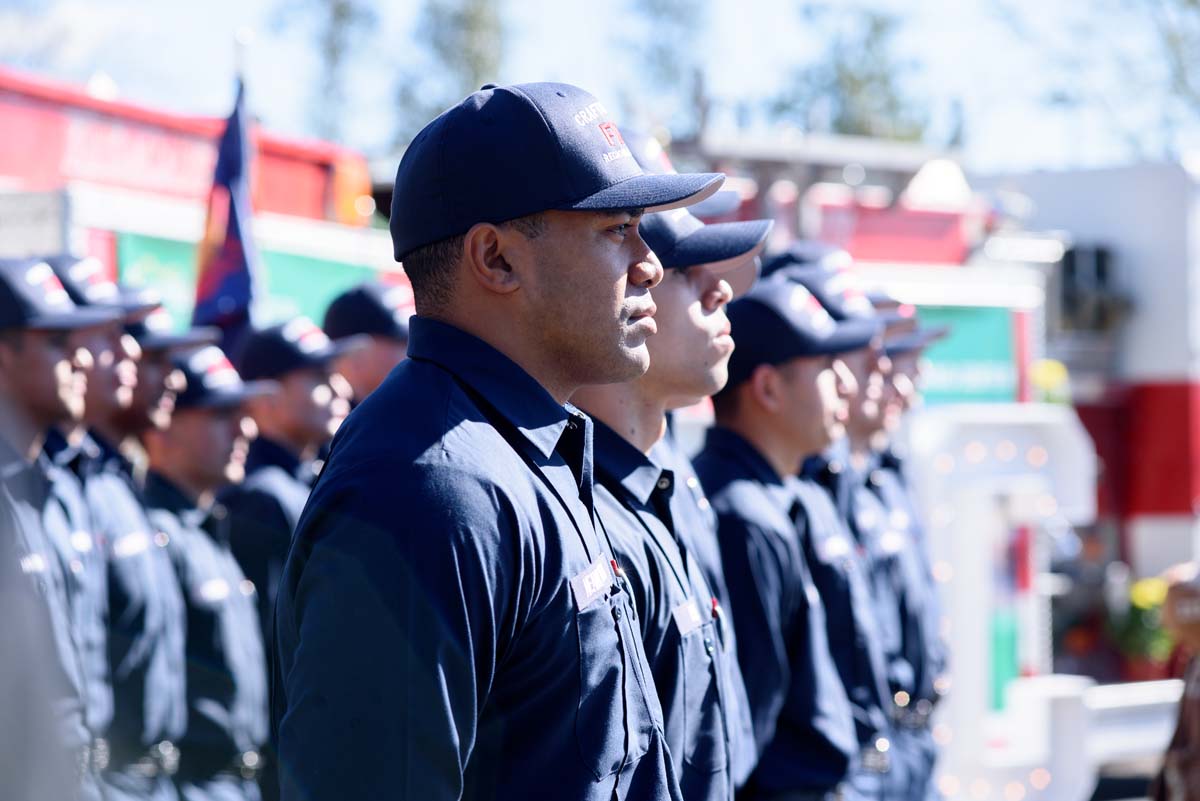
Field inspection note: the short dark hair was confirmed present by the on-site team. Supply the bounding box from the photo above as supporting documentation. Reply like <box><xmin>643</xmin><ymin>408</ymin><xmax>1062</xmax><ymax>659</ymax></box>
<box><xmin>711</xmin><ymin>383</ymin><xmax>741</xmax><ymax>423</ymax></box>
<box><xmin>400</xmin><ymin>213</ymin><xmax>548</xmax><ymax>316</ymax></box>
<box><xmin>0</xmin><ymin>328</ymin><xmax>24</xmax><ymax>351</ymax></box>
<box><xmin>402</xmin><ymin>234</ymin><xmax>464</xmax><ymax>316</ymax></box>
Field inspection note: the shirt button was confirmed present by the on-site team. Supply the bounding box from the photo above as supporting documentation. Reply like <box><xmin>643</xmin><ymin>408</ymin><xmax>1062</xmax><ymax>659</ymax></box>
<box><xmin>656</xmin><ymin>477</ymin><xmax>671</xmax><ymax>491</ymax></box>
<box><xmin>613</xmin><ymin>606</ymin><xmax>624</xmax><ymax>620</ymax></box>
<box><xmin>239</xmin><ymin>580</ymin><xmax>256</xmax><ymax>596</ymax></box>
<box><xmin>69</xmin><ymin>559</ymin><xmax>84</xmax><ymax>575</ymax></box>
<box><xmin>686</xmin><ymin>476</ymin><xmax>699</xmax><ymax>489</ymax></box>
<box><xmin>154</xmin><ymin>532</ymin><xmax>170</xmax><ymax>548</ymax></box>
<box><xmin>704</xmin><ymin>637</ymin><xmax>715</xmax><ymax>656</ymax></box>
<box><xmin>697</xmin><ymin>497</ymin><xmax>710</xmax><ymax>511</ymax></box>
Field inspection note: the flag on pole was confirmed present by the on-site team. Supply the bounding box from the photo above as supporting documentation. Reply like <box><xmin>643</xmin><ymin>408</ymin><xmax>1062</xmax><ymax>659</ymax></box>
<box><xmin>194</xmin><ymin>79</ymin><xmax>261</xmax><ymax>356</ymax></box>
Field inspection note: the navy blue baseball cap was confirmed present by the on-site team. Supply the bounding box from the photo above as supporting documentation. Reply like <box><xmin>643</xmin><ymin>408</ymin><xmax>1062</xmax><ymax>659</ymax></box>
<box><xmin>0</xmin><ymin>258</ymin><xmax>119</xmax><ymax>331</ymax></box>
<box><xmin>724</xmin><ymin>279</ymin><xmax>880</xmax><ymax>390</ymax></box>
<box><xmin>885</xmin><ymin>324</ymin><xmax>951</xmax><ymax>357</ymax></box>
<box><xmin>127</xmin><ymin>307</ymin><xmax>221</xmax><ymax>352</ymax></box>
<box><xmin>773</xmin><ymin>264</ymin><xmax>906</xmax><ymax>327</ymax></box>
<box><xmin>761</xmin><ymin>240</ymin><xmax>853</xmax><ymax>278</ymax></box>
<box><xmin>44</xmin><ymin>254</ymin><xmax>160</xmax><ymax>318</ymax></box>
<box><xmin>172</xmin><ymin>345</ymin><xmax>276</xmax><ymax>411</ymax></box>
<box><xmin>625</xmin><ymin>130</ymin><xmax>771</xmax><ymax>297</ymax></box>
<box><xmin>390</xmin><ymin>82</ymin><xmax>724</xmax><ymax>260</ymax></box>
<box><xmin>323</xmin><ymin>281</ymin><xmax>412</xmax><ymax>342</ymax></box>
<box><xmin>236</xmin><ymin>317</ymin><xmax>355</xmax><ymax>381</ymax></box>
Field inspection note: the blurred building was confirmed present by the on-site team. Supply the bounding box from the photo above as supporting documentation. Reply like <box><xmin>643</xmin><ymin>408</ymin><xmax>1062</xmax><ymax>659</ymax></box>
<box><xmin>0</xmin><ymin>66</ymin><xmax>406</xmax><ymax>327</ymax></box>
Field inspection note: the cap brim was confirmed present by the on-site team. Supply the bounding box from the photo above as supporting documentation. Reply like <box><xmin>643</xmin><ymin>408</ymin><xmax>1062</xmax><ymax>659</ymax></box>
<box><xmin>294</xmin><ymin>334</ymin><xmax>370</xmax><ymax>371</ymax></box>
<box><xmin>178</xmin><ymin>380</ymin><xmax>279</xmax><ymax>411</ymax></box>
<box><xmin>136</xmin><ymin>325</ymin><xmax>222</xmax><ymax>351</ymax></box>
<box><xmin>688</xmin><ymin>188</ymin><xmax>743</xmax><ymax>219</ymax></box>
<box><xmin>112</xmin><ymin>285</ymin><xmax>162</xmax><ymax>318</ymax></box>
<box><xmin>665</xmin><ymin>219</ymin><xmax>773</xmax><ymax>271</ymax></box>
<box><xmin>565</xmin><ymin>172</ymin><xmax>724</xmax><ymax>214</ymax></box>
<box><xmin>27</xmin><ymin>307</ymin><xmax>122</xmax><ymax>331</ymax></box>
<box><xmin>885</xmin><ymin>325</ymin><xmax>951</xmax><ymax>356</ymax></box>
<box><xmin>817</xmin><ymin>319</ymin><xmax>881</xmax><ymax>356</ymax></box>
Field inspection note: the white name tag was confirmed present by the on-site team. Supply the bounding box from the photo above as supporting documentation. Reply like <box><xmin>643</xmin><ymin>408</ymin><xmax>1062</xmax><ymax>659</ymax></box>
<box><xmin>570</xmin><ymin>556</ymin><xmax>612</xmax><ymax>610</ymax></box>
<box><xmin>819</xmin><ymin>535</ymin><xmax>852</xmax><ymax>561</ymax></box>
<box><xmin>672</xmin><ymin>598</ymin><xmax>705</xmax><ymax>636</ymax></box>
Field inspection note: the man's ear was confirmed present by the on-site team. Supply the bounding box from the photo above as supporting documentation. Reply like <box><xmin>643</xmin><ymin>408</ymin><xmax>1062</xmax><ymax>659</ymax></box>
<box><xmin>748</xmin><ymin>363</ymin><xmax>782</xmax><ymax>415</ymax></box>
<box><xmin>462</xmin><ymin>222</ymin><xmax>523</xmax><ymax>297</ymax></box>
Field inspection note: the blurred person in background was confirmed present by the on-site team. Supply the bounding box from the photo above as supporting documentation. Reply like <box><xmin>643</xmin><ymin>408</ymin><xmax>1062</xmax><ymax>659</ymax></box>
<box><xmin>48</xmin><ymin>257</ymin><xmax>218</xmax><ymax>801</ymax></box>
<box><xmin>868</xmin><ymin>309</ymin><xmax>953</xmax><ymax>801</ymax></box>
<box><xmin>766</xmin><ymin>262</ymin><xmax>906</xmax><ymax>801</ymax></box>
<box><xmin>322</xmin><ymin>280</ymin><xmax>410</xmax><ymax>406</ymax></box>
<box><xmin>1153</xmin><ymin>562</ymin><xmax>1200</xmax><ymax>800</ymax></box>
<box><xmin>570</xmin><ymin>152</ymin><xmax>768</xmax><ymax>800</ymax></box>
<box><xmin>792</xmin><ymin>264</ymin><xmax>947</xmax><ymax>801</ymax></box>
<box><xmin>142</xmin><ymin>346</ymin><xmax>273</xmax><ymax>801</ymax></box>
<box><xmin>696</xmin><ymin>278</ymin><xmax>873</xmax><ymax>801</ymax></box>
<box><xmin>42</xmin><ymin>255</ymin><xmax>167</xmax><ymax>793</ymax></box>
<box><xmin>222</xmin><ymin>318</ymin><xmax>349</xmax><ymax>653</ymax></box>
<box><xmin>0</xmin><ymin>257</ymin><xmax>122</xmax><ymax>800</ymax></box>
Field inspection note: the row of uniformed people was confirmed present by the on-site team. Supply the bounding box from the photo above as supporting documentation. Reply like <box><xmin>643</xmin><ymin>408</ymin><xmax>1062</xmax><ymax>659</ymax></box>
<box><xmin>270</xmin><ymin>81</ymin><xmax>949</xmax><ymax>801</ymax></box>
<box><xmin>0</xmin><ymin>254</ymin><xmax>411</xmax><ymax>801</ymax></box>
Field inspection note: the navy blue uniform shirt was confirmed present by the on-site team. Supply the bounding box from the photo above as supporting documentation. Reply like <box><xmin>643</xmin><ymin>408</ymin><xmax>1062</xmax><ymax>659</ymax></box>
<box><xmin>863</xmin><ymin>455</ymin><xmax>945</xmax><ymax>801</ymax></box>
<box><xmin>43</xmin><ymin>430</ymin><xmax>114</xmax><ymax>744</ymax></box>
<box><xmin>800</xmin><ymin>453</ymin><xmax>898</xmax><ymax>798</ymax></box>
<box><xmin>222</xmin><ymin>438</ymin><xmax>313</xmax><ymax>655</ymax></box>
<box><xmin>592</xmin><ymin>419</ymin><xmax>742</xmax><ymax>801</ymax></box>
<box><xmin>273</xmin><ymin>317</ymin><xmax>681</xmax><ymax>801</ymax></box>
<box><xmin>695</xmin><ymin>428</ymin><xmax>858</xmax><ymax>798</ymax></box>
<box><xmin>80</xmin><ymin>434</ymin><xmax>186</xmax><ymax>801</ymax></box>
<box><xmin>650</xmin><ymin>430</ymin><xmax>756</xmax><ymax>790</ymax></box>
<box><xmin>1</xmin><ymin>437</ymin><xmax>100</xmax><ymax>801</ymax></box>
<box><xmin>872</xmin><ymin>452</ymin><xmax>947</xmax><ymax>701</ymax></box>
<box><xmin>145</xmin><ymin>472</ymin><xmax>268</xmax><ymax>801</ymax></box>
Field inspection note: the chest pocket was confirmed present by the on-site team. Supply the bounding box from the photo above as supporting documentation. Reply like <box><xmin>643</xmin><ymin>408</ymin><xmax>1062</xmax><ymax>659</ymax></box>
<box><xmin>678</xmin><ymin>609</ymin><xmax>728</xmax><ymax>776</ymax></box>
<box><xmin>574</xmin><ymin>557</ymin><xmax>659</xmax><ymax>780</ymax></box>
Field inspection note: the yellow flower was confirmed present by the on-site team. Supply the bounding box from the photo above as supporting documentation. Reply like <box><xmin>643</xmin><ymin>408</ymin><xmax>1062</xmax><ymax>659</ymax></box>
<box><xmin>1131</xmin><ymin>578</ymin><xmax>1168</xmax><ymax>610</ymax></box>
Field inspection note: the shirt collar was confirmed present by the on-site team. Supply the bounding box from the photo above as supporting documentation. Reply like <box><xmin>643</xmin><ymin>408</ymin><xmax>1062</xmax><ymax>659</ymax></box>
<box><xmin>0</xmin><ymin>435</ymin><xmax>30</xmax><ymax>483</ymax></box>
<box><xmin>246</xmin><ymin>437</ymin><xmax>303</xmax><ymax>478</ymax></box>
<box><xmin>704</xmin><ymin>426</ymin><xmax>785</xmax><ymax>487</ymax></box>
<box><xmin>143</xmin><ymin>470</ymin><xmax>194</xmax><ymax>515</ymax></box>
<box><xmin>89</xmin><ymin>429</ymin><xmax>132</xmax><ymax>472</ymax></box>
<box><xmin>590</xmin><ymin>417</ymin><xmax>667</xmax><ymax>506</ymax></box>
<box><xmin>408</xmin><ymin>317</ymin><xmax>572</xmax><ymax>460</ymax></box>
<box><xmin>144</xmin><ymin>470</ymin><xmax>225</xmax><ymax>534</ymax></box>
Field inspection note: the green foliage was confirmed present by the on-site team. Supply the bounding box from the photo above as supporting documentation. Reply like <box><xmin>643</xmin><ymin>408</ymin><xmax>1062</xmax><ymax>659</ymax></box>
<box><xmin>393</xmin><ymin>0</ymin><xmax>504</xmax><ymax>146</ymax></box>
<box><xmin>274</xmin><ymin>0</ymin><xmax>379</xmax><ymax>143</ymax></box>
<box><xmin>771</xmin><ymin>6</ymin><xmax>928</xmax><ymax>142</ymax></box>
<box><xmin>1109</xmin><ymin>577</ymin><xmax>1175</xmax><ymax>662</ymax></box>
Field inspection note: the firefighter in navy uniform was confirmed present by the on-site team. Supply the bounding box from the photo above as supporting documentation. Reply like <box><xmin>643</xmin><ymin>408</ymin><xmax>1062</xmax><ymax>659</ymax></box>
<box><xmin>44</xmin><ymin>257</ymin><xmax>217</xmax><ymax>801</ymax></box>
<box><xmin>142</xmin><ymin>345</ymin><xmax>274</xmax><ymax>801</ymax></box>
<box><xmin>222</xmin><ymin>318</ymin><xmax>350</xmax><ymax>656</ymax></box>
<box><xmin>0</xmin><ymin>257</ymin><xmax>122</xmax><ymax>800</ymax></box>
<box><xmin>272</xmin><ymin>82</ymin><xmax>725</xmax><ymax>801</ymax></box>
<box><xmin>781</xmin><ymin>262</ymin><xmax>935</xmax><ymax>801</ymax></box>
<box><xmin>695</xmin><ymin>277</ymin><xmax>879</xmax><ymax>801</ymax></box>
<box><xmin>869</xmin><ymin>321</ymin><xmax>953</xmax><ymax>801</ymax></box>
<box><xmin>322</xmin><ymin>280</ymin><xmax>410</xmax><ymax>405</ymax></box>
<box><xmin>41</xmin><ymin>254</ymin><xmax>177</xmax><ymax>799</ymax></box>
<box><xmin>570</xmin><ymin>134</ymin><xmax>769</xmax><ymax>800</ymax></box>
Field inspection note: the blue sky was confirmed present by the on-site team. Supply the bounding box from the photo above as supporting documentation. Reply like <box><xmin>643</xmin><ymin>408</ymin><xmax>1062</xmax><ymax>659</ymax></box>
<box><xmin>0</xmin><ymin>0</ymin><xmax>1183</xmax><ymax>173</ymax></box>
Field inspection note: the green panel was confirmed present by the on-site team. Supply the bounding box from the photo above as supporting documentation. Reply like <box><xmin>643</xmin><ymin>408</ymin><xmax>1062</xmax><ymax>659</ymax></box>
<box><xmin>990</xmin><ymin>609</ymin><xmax>1019</xmax><ymax>710</ymax></box>
<box><xmin>117</xmin><ymin>234</ymin><xmax>197</xmax><ymax>330</ymax></box>
<box><xmin>116</xmin><ymin>233</ymin><xmax>378</xmax><ymax>331</ymax></box>
<box><xmin>916</xmin><ymin>305</ymin><xmax>1017</xmax><ymax>405</ymax></box>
